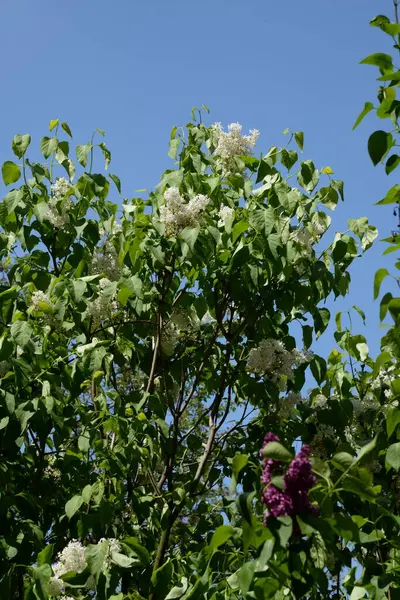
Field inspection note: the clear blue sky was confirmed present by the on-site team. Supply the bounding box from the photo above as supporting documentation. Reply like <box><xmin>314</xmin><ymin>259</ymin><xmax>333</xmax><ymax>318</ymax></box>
<box><xmin>0</xmin><ymin>0</ymin><xmax>397</xmax><ymax>360</ymax></box>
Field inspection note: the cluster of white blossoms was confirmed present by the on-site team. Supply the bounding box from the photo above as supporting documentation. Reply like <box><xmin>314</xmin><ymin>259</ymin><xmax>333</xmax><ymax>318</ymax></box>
<box><xmin>31</xmin><ymin>290</ymin><xmax>54</xmax><ymax>312</ymax></box>
<box><xmin>313</xmin><ymin>394</ymin><xmax>328</xmax><ymax>409</ymax></box>
<box><xmin>310</xmin><ymin>424</ymin><xmax>337</xmax><ymax>458</ymax></box>
<box><xmin>159</xmin><ymin>187</ymin><xmax>210</xmax><ymax>235</ymax></box>
<box><xmin>246</xmin><ymin>338</ymin><xmax>313</xmax><ymax>387</ymax></box>
<box><xmin>161</xmin><ymin>309</ymin><xmax>198</xmax><ymax>355</ymax></box>
<box><xmin>43</xmin><ymin>455</ymin><xmax>61</xmax><ymax>481</ymax></box>
<box><xmin>49</xmin><ymin>540</ymin><xmax>87</xmax><ymax>596</ymax></box>
<box><xmin>351</xmin><ymin>393</ymin><xmax>379</xmax><ymax>418</ymax></box>
<box><xmin>87</xmin><ymin>278</ymin><xmax>118</xmax><ymax>328</ymax></box>
<box><xmin>91</xmin><ymin>242</ymin><xmax>120</xmax><ymax>281</ymax></box>
<box><xmin>45</xmin><ymin>178</ymin><xmax>73</xmax><ymax>229</ymax></box>
<box><xmin>218</xmin><ymin>206</ymin><xmax>234</xmax><ymax>228</ymax></box>
<box><xmin>371</xmin><ymin>365</ymin><xmax>398</xmax><ymax>398</ymax></box>
<box><xmin>276</xmin><ymin>391</ymin><xmax>302</xmax><ymax>419</ymax></box>
<box><xmin>212</xmin><ymin>122</ymin><xmax>259</xmax><ymax>159</ymax></box>
<box><xmin>99</xmin><ymin>221</ymin><xmax>123</xmax><ymax>237</ymax></box>
<box><xmin>49</xmin><ymin>538</ymin><xmax>122</xmax><ymax>597</ymax></box>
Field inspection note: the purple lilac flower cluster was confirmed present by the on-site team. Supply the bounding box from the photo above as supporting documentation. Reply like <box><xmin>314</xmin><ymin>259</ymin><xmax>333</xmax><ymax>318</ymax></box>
<box><xmin>260</xmin><ymin>433</ymin><xmax>317</xmax><ymax>524</ymax></box>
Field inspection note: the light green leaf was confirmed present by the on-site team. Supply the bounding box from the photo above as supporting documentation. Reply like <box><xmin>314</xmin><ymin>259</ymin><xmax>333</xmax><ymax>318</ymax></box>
<box><xmin>86</xmin><ymin>540</ymin><xmax>108</xmax><ymax>582</ymax></box>
<box><xmin>40</xmin><ymin>136</ymin><xmax>58</xmax><ymax>159</ymax></box>
<box><xmin>263</xmin><ymin>441</ymin><xmax>293</xmax><ymax>462</ymax></box>
<box><xmin>65</xmin><ymin>494</ymin><xmax>84</xmax><ymax>519</ymax></box>
<box><xmin>111</xmin><ymin>552</ymin><xmax>136</xmax><ymax>568</ymax></box>
<box><xmin>386</xmin><ymin>442</ymin><xmax>400</xmax><ymax>471</ymax></box>
<box><xmin>12</xmin><ymin>134</ymin><xmax>31</xmax><ymax>158</ymax></box>
<box><xmin>350</xmin><ymin>586</ymin><xmax>367</xmax><ymax>600</ymax></box>
<box><xmin>209</xmin><ymin>525</ymin><xmax>234</xmax><ymax>552</ymax></box>
<box><xmin>11</xmin><ymin>321</ymin><xmax>33</xmax><ymax>348</ymax></box>
<box><xmin>352</xmin><ymin>102</ymin><xmax>374</xmax><ymax>130</ymax></box>
<box><xmin>2</xmin><ymin>161</ymin><xmax>21</xmax><ymax>185</ymax></box>
<box><xmin>332</xmin><ymin>452</ymin><xmax>354</xmax><ymax>471</ymax></box>
<box><xmin>76</xmin><ymin>143</ymin><xmax>92</xmax><ymax>168</ymax></box>
<box><xmin>165</xmin><ymin>577</ymin><xmax>188</xmax><ymax>599</ymax></box>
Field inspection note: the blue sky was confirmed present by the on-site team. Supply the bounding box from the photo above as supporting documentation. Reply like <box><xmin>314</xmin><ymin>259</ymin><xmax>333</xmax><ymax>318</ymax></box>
<box><xmin>0</xmin><ymin>0</ymin><xmax>397</xmax><ymax>360</ymax></box>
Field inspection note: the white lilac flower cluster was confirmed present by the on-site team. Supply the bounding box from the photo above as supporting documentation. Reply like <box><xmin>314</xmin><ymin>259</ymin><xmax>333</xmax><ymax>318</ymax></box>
<box><xmin>91</xmin><ymin>242</ymin><xmax>120</xmax><ymax>281</ymax></box>
<box><xmin>31</xmin><ymin>290</ymin><xmax>54</xmax><ymax>312</ymax></box>
<box><xmin>43</xmin><ymin>455</ymin><xmax>61</xmax><ymax>481</ymax></box>
<box><xmin>310</xmin><ymin>424</ymin><xmax>337</xmax><ymax>458</ymax></box>
<box><xmin>351</xmin><ymin>393</ymin><xmax>379</xmax><ymax>418</ymax></box>
<box><xmin>161</xmin><ymin>309</ymin><xmax>198</xmax><ymax>355</ymax></box>
<box><xmin>212</xmin><ymin>122</ymin><xmax>259</xmax><ymax>159</ymax></box>
<box><xmin>49</xmin><ymin>540</ymin><xmax>87</xmax><ymax>596</ymax></box>
<box><xmin>49</xmin><ymin>538</ymin><xmax>121</xmax><ymax>597</ymax></box>
<box><xmin>159</xmin><ymin>187</ymin><xmax>210</xmax><ymax>235</ymax></box>
<box><xmin>371</xmin><ymin>365</ymin><xmax>398</xmax><ymax>399</ymax></box>
<box><xmin>218</xmin><ymin>206</ymin><xmax>234</xmax><ymax>228</ymax></box>
<box><xmin>313</xmin><ymin>394</ymin><xmax>328</xmax><ymax>409</ymax></box>
<box><xmin>99</xmin><ymin>221</ymin><xmax>123</xmax><ymax>237</ymax></box>
<box><xmin>276</xmin><ymin>391</ymin><xmax>302</xmax><ymax>419</ymax></box>
<box><xmin>246</xmin><ymin>338</ymin><xmax>313</xmax><ymax>388</ymax></box>
<box><xmin>45</xmin><ymin>178</ymin><xmax>73</xmax><ymax>229</ymax></box>
<box><xmin>87</xmin><ymin>277</ymin><xmax>118</xmax><ymax>328</ymax></box>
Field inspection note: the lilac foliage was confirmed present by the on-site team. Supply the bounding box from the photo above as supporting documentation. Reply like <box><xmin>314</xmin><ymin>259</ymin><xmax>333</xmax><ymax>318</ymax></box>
<box><xmin>260</xmin><ymin>433</ymin><xmax>317</xmax><ymax>524</ymax></box>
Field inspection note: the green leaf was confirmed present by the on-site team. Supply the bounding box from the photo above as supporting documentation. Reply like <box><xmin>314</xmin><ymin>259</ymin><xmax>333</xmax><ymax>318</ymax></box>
<box><xmin>230</xmin><ymin>453</ymin><xmax>248</xmax><ymax>493</ymax></box>
<box><xmin>254</xmin><ymin>535</ymin><xmax>275</xmax><ymax>572</ymax></box>
<box><xmin>168</xmin><ymin>138</ymin><xmax>180</xmax><ymax>160</ymax></box>
<box><xmin>355</xmin><ymin>437</ymin><xmax>377</xmax><ymax>465</ymax></box>
<box><xmin>180</xmin><ymin>226</ymin><xmax>200</xmax><ymax>250</ymax></box>
<box><xmin>368</xmin><ymin>130</ymin><xmax>393</xmax><ymax>166</ymax></box>
<box><xmin>294</xmin><ymin>131</ymin><xmax>304</xmax><ymax>151</ymax></box>
<box><xmin>11</xmin><ymin>321</ymin><xmax>33</xmax><ymax>348</ymax></box>
<box><xmin>61</xmin><ymin>122</ymin><xmax>73</xmax><ymax>137</ymax></box>
<box><xmin>385</xmin><ymin>154</ymin><xmax>400</xmax><ymax>174</ymax></box>
<box><xmin>386</xmin><ymin>442</ymin><xmax>400</xmax><ymax>471</ymax></box>
<box><xmin>360</xmin><ymin>52</ymin><xmax>393</xmax><ymax>70</ymax></box>
<box><xmin>209</xmin><ymin>525</ymin><xmax>234</xmax><ymax>552</ymax></box>
<box><xmin>341</xmin><ymin>475</ymin><xmax>379</xmax><ymax>500</ymax></box>
<box><xmin>151</xmin><ymin>558</ymin><xmax>174</xmax><ymax>593</ymax></box>
<box><xmin>49</xmin><ymin>119</ymin><xmax>59</xmax><ymax>131</ymax></box>
<box><xmin>280</xmin><ymin>148</ymin><xmax>298</xmax><ymax>170</ymax></box>
<box><xmin>121</xmin><ymin>537</ymin><xmax>150</xmax><ymax>563</ymax></box>
<box><xmin>40</xmin><ymin>136</ymin><xmax>58</xmax><ymax>159</ymax></box>
<box><xmin>2</xmin><ymin>161</ymin><xmax>21</xmax><ymax>185</ymax></box>
<box><xmin>99</xmin><ymin>142</ymin><xmax>111</xmax><ymax>170</ymax></box>
<box><xmin>165</xmin><ymin>577</ymin><xmax>188</xmax><ymax>600</ymax></box>
<box><xmin>237</xmin><ymin>562</ymin><xmax>255</xmax><ymax>595</ymax></box>
<box><xmin>12</xmin><ymin>134</ymin><xmax>31</xmax><ymax>158</ymax></box>
<box><xmin>111</xmin><ymin>552</ymin><xmax>136</xmax><ymax>568</ymax></box>
<box><xmin>298</xmin><ymin>160</ymin><xmax>319</xmax><ymax>192</ymax></box>
<box><xmin>374</xmin><ymin>268</ymin><xmax>390</xmax><ymax>299</ymax></box>
<box><xmin>232</xmin><ymin>221</ymin><xmax>249</xmax><ymax>243</ymax></box>
<box><xmin>109</xmin><ymin>173</ymin><xmax>121</xmax><ymax>193</ymax></box>
<box><xmin>65</xmin><ymin>494</ymin><xmax>84</xmax><ymax>519</ymax></box>
<box><xmin>76</xmin><ymin>143</ymin><xmax>92</xmax><ymax>168</ymax></box>
<box><xmin>314</xmin><ymin>307</ymin><xmax>330</xmax><ymax>337</ymax></box>
<box><xmin>310</xmin><ymin>532</ymin><xmax>327</xmax><ymax>569</ymax></box>
<box><xmin>37</xmin><ymin>544</ymin><xmax>54</xmax><ymax>566</ymax></box>
<box><xmin>352</xmin><ymin>102</ymin><xmax>374</xmax><ymax>130</ymax></box>
<box><xmin>332</xmin><ymin>452</ymin><xmax>354</xmax><ymax>471</ymax></box>
<box><xmin>350</xmin><ymin>586</ymin><xmax>367</xmax><ymax>600</ymax></box>
<box><xmin>387</xmin><ymin>408</ymin><xmax>400</xmax><ymax>438</ymax></box>
<box><xmin>263</xmin><ymin>441</ymin><xmax>293</xmax><ymax>462</ymax></box>
<box><xmin>376</xmin><ymin>183</ymin><xmax>400</xmax><ymax>205</ymax></box>
<box><xmin>86</xmin><ymin>540</ymin><xmax>109</xmax><ymax>583</ymax></box>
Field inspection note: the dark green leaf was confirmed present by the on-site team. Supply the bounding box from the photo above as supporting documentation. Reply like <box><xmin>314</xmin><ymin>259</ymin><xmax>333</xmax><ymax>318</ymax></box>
<box><xmin>61</xmin><ymin>122</ymin><xmax>73</xmax><ymax>137</ymax></box>
<box><xmin>368</xmin><ymin>130</ymin><xmax>393</xmax><ymax>166</ymax></box>
<box><xmin>374</xmin><ymin>268</ymin><xmax>390</xmax><ymax>299</ymax></box>
<box><xmin>109</xmin><ymin>173</ymin><xmax>121</xmax><ymax>193</ymax></box>
<box><xmin>294</xmin><ymin>131</ymin><xmax>304</xmax><ymax>151</ymax></box>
